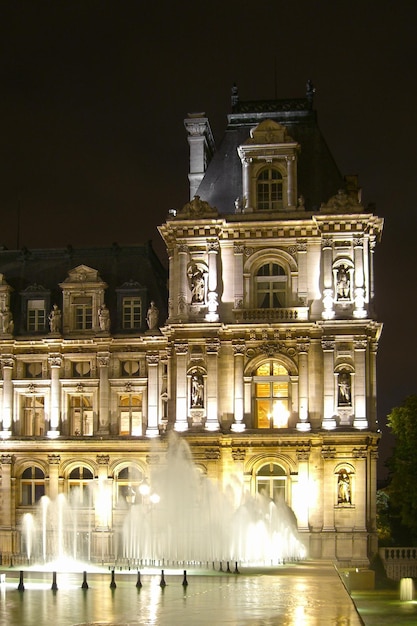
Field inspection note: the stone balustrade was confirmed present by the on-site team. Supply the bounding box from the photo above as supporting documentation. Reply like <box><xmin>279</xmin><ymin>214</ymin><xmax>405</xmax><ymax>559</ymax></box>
<box><xmin>379</xmin><ymin>547</ymin><xmax>417</xmax><ymax>580</ymax></box>
<box><xmin>234</xmin><ymin>307</ymin><xmax>309</xmax><ymax>323</ymax></box>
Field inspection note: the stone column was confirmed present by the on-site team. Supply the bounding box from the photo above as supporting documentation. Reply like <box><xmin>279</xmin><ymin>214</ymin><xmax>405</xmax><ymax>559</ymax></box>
<box><xmin>353</xmin><ymin>449</ymin><xmax>367</xmax><ymax>532</ymax></box>
<box><xmin>46</xmin><ymin>355</ymin><xmax>61</xmax><ymax>437</ymax></box>
<box><xmin>241</xmin><ymin>158</ymin><xmax>250</xmax><ymax>209</ymax></box>
<box><xmin>205</xmin><ymin>240</ymin><xmax>219</xmax><ymax>322</ymax></box>
<box><xmin>205</xmin><ymin>339</ymin><xmax>220</xmax><ymax>431</ymax></box>
<box><xmin>233</xmin><ymin>244</ymin><xmax>244</xmax><ymax>310</ymax></box>
<box><xmin>296</xmin><ymin>240</ymin><xmax>307</xmax><ymax>303</ymax></box>
<box><xmin>0</xmin><ymin>455</ymin><xmax>12</xmax><ymax>528</ymax></box>
<box><xmin>96</xmin><ymin>455</ymin><xmax>112</xmax><ymax>529</ymax></box>
<box><xmin>231</xmin><ymin>342</ymin><xmax>245</xmax><ymax>432</ymax></box>
<box><xmin>286</xmin><ymin>155</ymin><xmax>296</xmax><ymax>208</ymax></box>
<box><xmin>97</xmin><ymin>352</ymin><xmax>110</xmax><ymax>434</ymax></box>
<box><xmin>321</xmin><ymin>339</ymin><xmax>337</xmax><ymax>429</ymax></box>
<box><xmin>296</xmin><ymin>340</ymin><xmax>310</xmax><ymax>431</ymax></box>
<box><xmin>369</xmin><ymin>340</ymin><xmax>378</xmax><ymax>429</ymax></box>
<box><xmin>295</xmin><ymin>448</ymin><xmax>310</xmax><ymax>531</ymax></box>
<box><xmin>167</xmin><ymin>247</ymin><xmax>174</xmax><ymax>321</ymax></box>
<box><xmin>321</xmin><ymin>449</ymin><xmax>336</xmax><ymax>536</ymax></box>
<box><xmin>146</xmin><ymin>354</ymin><xmax>159</xmax><ymax>437</ymax></box>
<box><xmin>321</xmin><ymin>238</ymin><xmax>334</xmax><ymax>319</ymax></box>
<box><xmin>177</xmin><ymin>243</ymin><xmax>189</xmax><ymax>319</ymax></box>
<box><xmin>353</xmin><ymin>238</ymin><xmax>366</xmax><ymax>318</ymax></box>
<box><xmin>174</xmin><ymin>342</ymin><xmax>188</xmax><ymax>432</ymax></box>
<box><xmin>48</xmin><ymin>454</ymin><xmax>60</xmax><ymax>501</ymax></box>
<box><xmin>1</xmin><ymin>356</ymin><xmax>14</xmax><ymax>436</ymax></box>
<box><xmin>353</xmin><ymin>338</ymin><xmax>368</xmax><ymax>429</ymax></box>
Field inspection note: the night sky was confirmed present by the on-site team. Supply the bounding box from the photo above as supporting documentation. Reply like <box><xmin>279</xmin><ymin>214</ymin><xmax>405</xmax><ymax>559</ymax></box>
<box><xmin>0</xmin><ymin>1</ymin><xmax>416</xmax><ymax>477</ymax></box>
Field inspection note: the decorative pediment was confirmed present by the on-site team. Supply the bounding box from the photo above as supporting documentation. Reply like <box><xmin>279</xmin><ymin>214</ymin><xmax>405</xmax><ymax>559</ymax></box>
<box><xmin>177</xmin><ymin>195</ymin><xmax>219</xmax><ymax>219</ymax></box>
<box><xmin>62</xmin><ymin>265</ymin><xmax>103</xmax><ymax>284</ymax></box>
<box><xmin>21</xmin><ymin>283</ymin><xmax>48</xmax><ymax>294</ymax></box>
<box><xmin>320</xmin><ymin>189</ymin><xmax>362</xmax><ymax>214</ymax></box>
<box><xmin>245</xmin><ymin>119</ymin><xmax>295</xmax><ymax>145</ymax></box>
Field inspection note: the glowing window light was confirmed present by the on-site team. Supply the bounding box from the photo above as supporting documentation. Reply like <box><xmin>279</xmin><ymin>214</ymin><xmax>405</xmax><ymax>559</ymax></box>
<box><xmin>271</xmin><ymin>401</ymin><xmax>290</xmax><ymax>428</ymax></box>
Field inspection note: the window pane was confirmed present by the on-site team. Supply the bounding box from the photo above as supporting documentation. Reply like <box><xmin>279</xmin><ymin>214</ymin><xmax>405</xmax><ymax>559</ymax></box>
<box><xmin>256</xmin><ymin>400</ymin><xmax>271</xmax><ymax>428</ymax></box>
<box><xmin>256</xmin><ymin>363</ymin><xmax>271</xmax><ymax>376</ymax></box>
<box><xmin>256</xmin><ymin>383</ymin><xmax>271</xmax><ymax>398</ymax></box>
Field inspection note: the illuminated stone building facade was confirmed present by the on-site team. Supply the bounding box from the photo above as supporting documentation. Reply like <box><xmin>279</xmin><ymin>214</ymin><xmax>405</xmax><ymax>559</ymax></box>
<box><xmin>0</xmin><ymin>87</ymin><xmax>382</xmax><ymax>566</ymax></box>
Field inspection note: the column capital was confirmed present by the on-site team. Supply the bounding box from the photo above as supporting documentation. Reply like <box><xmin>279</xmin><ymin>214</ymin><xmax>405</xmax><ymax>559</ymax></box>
<box><xmin>48</xmin><ymin>354</ymin><xmax>62</xmax><ymax>368</ymax></box>
<box><xmin>48</xmin><ymin>454</ymin><xmax>61</xmax><ymax>465</ymax></box>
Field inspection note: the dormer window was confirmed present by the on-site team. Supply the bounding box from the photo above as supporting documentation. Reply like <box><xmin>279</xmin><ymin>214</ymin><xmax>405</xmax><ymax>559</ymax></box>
<box><xmin>257</xmin><ymin>168</ymin><xmax>283</xmax><ymax>210</ymax></box>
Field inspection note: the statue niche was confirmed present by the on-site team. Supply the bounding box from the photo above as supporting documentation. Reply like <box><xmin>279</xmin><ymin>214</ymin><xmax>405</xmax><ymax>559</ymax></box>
<box><xmin>337</xmin><ymin>469</ymin><xmax>352</xmax><ymax>505</ymax></box>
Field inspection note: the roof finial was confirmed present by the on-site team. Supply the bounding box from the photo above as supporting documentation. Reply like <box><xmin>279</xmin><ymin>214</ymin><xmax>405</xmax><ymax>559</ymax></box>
<box><xmin>231</xmin><ymin>83</ymin><xmax>239</xmax><ymax>109</ymax></box>
<box><xmin>306</xmin><ymin>79</ymin><xmax>315</xmax><ymax>108</ymax></box>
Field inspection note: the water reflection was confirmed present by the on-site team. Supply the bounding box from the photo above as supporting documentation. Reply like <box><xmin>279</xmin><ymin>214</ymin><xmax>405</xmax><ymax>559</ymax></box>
<box><xmin>0</xmin><ymin>566</ymin><xmax>362</xmax><ymax>626</ymax></box>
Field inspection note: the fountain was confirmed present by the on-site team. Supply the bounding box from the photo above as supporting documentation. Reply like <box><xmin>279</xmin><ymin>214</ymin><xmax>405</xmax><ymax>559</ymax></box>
<box><xmin>20</xmin><ymin>434</ymin><xmax>306</xmax><ymax>569</ymax></box>
<box><xmin>400</xmin><ymin>577</ymin><xmax>415</xmax><ymax>601</ymax></box>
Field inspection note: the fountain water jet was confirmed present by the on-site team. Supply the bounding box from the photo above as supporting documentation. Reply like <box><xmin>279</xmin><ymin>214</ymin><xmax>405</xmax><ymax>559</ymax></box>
<box><xmin>20</xmin><ymin>434</ymin><xmax>306</xmax><ymax>569</ymax></box>
<box><xmin>120</xmin><ymin>434</ymin><xmax>306</xmax><ymax>566</ymax></box>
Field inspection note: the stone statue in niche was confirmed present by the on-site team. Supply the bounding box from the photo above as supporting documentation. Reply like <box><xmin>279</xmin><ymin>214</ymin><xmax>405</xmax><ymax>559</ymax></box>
<box><xmin>0</xmin><ymin>305</ymin><xmax>13</xmax><ymax>334</ymax></box>
<box><xmin>48</xmin><ymin>304</ymin><xmax>62</xmax><ymax>333</ymax></box>
<box><xmin>337</xmin><ymin>470</ymin><xmax>351</xmax><ymax>504</ymax></box>
<box><xmin>336</xmin><ymin>264</ymin><xmax>350</xmax><ymax>299</ymax></box>
<box><xmin>338</xmin><ymin>372</ymin><xmax>351</xmax><ymax>406</ymax></box>
<box><xmin>98</xmin><ymin>304</ymin><xmax>110</xmax><ymax>331</ymax></box>
<box><xmin>188</xmin><ymin>264</ymin><xmax>206</xmax><ymax>304</ymax></box>
<box><xmin>190</xmin><ymin>372</ymin><xmax>204</xmax><ymax>408</ymax></box>
<box><xmin>146</xmin><ymin>301</ymin><xmax>159</xmax><ymax>330</ymax></box>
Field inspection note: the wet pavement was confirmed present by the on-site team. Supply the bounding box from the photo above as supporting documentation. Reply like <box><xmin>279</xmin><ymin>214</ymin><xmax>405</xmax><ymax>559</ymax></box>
<box><xmin>0</xmin><ymin>561</ymin><xmax>364</xmax><ymax>625</ymax></box>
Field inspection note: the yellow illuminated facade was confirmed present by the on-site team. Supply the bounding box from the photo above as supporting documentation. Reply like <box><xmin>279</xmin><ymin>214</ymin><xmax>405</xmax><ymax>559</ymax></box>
<box><xmin>0</xmin><ymin>89</ymin><xmax>383</xmax><ymax>566</ymax></box>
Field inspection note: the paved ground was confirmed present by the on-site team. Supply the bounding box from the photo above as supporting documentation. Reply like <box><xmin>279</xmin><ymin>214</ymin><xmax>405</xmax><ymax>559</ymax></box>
<box><xmin>0</xmin><ymin>562</ymin><xmax>364</xmax><ymax>625</ymax></box>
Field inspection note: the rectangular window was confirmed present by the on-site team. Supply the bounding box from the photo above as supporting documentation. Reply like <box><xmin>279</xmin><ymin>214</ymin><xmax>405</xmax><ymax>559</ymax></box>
<box><xmin>27</xmin><ymin>299</ymin><xmax>46</xmax><ymax>332</ymax></box>
<box><xmin>70</xmin><ymin>395</ymin><xmax>93</xmax><ymax>435</ymax></box>
<box><xmin>123</xmin><ymin>297</ymin><xmax>142</xmax><ymax>329</ymax></box>
<box><xmin>73</xmin><ymin>297</ymin><xmax>93</xmax><ymax>330</ymax></box>
<box><xmin>23</xmin><ymin>395</ymin><xmax>45</xmax><ymax>436</ymax></box>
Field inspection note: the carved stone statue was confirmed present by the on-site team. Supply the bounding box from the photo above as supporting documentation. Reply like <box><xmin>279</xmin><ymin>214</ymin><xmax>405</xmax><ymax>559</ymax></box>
<box><xmin>48</xmin><ymin>304</ymin><xmax>61</xmax><ymax>333</ymax></box>
<box><xmin>338</xmin><ymin>470</ymin><xmax>351</xmax><ymax>504</ymax></box>
<box><xmin>191</xmin><ymin>372</ymin><xmax>204</xmax><ymax>408</ymax></box>
<box><xmin>98</xmin><ymin>304</ymin><xmax>110</xmax><ymax>331</ymax></box>
<box><xmin>338</xmin><ymin>372</ymin><xmax>351</xmax><ymax>405</ymax></box>
<box><xmin>336</xmin><ymin>265</ymin><xmax>350</xmax><ymax>299</ymax></box>
<box><xmin>188</xmin><ymin>264</ymin><xmax>206</xmax><ymax>304</ymax></box>
<box><xmin>0</xmin><ymin>305</ymin><xmax>13</xmax><ymax>334</ymax></box>
<box><xmin>146</xmin><ymin>301</ymin><xmax>159</xmax><ymax>330</ymax></box>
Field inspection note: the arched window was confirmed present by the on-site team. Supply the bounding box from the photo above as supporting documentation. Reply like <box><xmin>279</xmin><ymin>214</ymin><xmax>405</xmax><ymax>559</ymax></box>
<box><xmin>257</xmin><ymin>168</ymin><xmax>283</xmax><ymax>210</ymax></box>
<box><xmin>21</xmin><ymin>466</ymin><xmax>45</xmax><ymax>505</ymax></box>
<box><xmin>256</xmin><ymin>463</ymin><xmax>287</xmax><ymax>502</ymax></box>
<box><xmin>256</xmin><ymin>262</ymin><xmax>288</xmax><ymax>308</ymax></box>
<box><xmin>254</xmin><ymin>361</ymin><xmax>290</xmax><ymax>428</ymax></box>
<box><xmin>68</xmin><ymin>466</ymin><xmax>94</xmax><ymax>507</ymax></box>
<box><xmin>115</xmin><ymin>466</ymin><xmax>145</xmax><ymax>506</ymax></box>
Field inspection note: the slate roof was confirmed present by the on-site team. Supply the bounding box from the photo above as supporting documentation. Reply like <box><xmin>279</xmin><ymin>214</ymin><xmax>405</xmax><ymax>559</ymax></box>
<box><xmin>195</xmin><ymin>91</ymin><xmax>344</xmax><ymax>215</ymax></box>
<box><xmin>0</xmin><ymin>242</ymin><xmax>167</xmax><ymax>334</ymax></box>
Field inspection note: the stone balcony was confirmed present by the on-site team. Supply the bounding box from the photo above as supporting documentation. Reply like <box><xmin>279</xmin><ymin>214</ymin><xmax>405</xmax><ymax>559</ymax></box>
<box><xmin>234</xmin><ymin>307</ymin><xmax>309</xmax><ymax>323</ymax></box>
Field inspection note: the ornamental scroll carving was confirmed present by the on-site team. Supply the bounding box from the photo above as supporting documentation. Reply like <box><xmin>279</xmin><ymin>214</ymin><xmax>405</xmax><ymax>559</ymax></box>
<box><xmin>206</xmin><ymin>339</ymin><xmax>220</xmax><ymax>354</ymax></box>
<box><xmin>232</xmin><ymin>448</ymin><xmax>246</xmax><ymax>461</ymax></box>
<box><xmin>205</xmin><ymin>448</ymin><xmax>221</xmax><ymax>460</ymax></box>
<box><xmin>97</xmin><ymin>455</ymin><xmax>110</xmax><ymax>465</ymax></box>
<box><xmin>174</xmin><ymin>342</ymin><xmax>188</xmax><ymax>356</ymax></box>
<box><xmin>177</xmin><ymin>195</ymin><xmax>219</xmax><ymax>219</ymax></box>
<box><xmin>48</xmin><ymin>454</ymin><xmax>61</xmax><ymax>465</ymax></box>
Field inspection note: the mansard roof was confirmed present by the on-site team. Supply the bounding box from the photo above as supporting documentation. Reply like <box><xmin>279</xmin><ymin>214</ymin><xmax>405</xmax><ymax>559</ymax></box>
<box><xmin>195</xmin><ymin>87</ymin><xmax>344</xmax><ymax>214</ymax></box>
<box><xmin>0</xmin><ymin>242</ymin><xmax>167</xmax><ymax>333</ymax></box>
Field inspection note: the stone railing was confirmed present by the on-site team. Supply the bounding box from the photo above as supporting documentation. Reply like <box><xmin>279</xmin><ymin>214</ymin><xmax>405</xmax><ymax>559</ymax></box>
<box><xmin>379</xmin><ymin>547</ymin><xmax>417</xmax><ymax>580</ymax></box>
<box><xmin>234</xmin><ymin>307</ymin><xmax>309</xmax><ymax>323</ymax></box>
